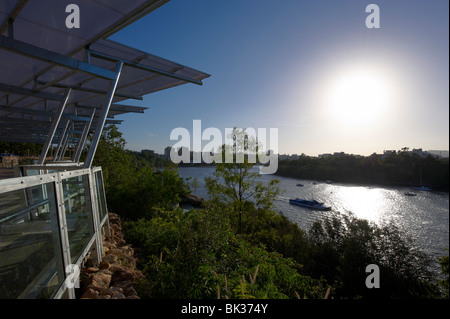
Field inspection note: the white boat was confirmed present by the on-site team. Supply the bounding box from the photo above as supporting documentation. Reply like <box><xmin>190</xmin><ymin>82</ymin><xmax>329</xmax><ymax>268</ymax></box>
<box><xmin>414</xmin><ymin>169</ymin><xmax>431</xmax><ymax>191</ymax></box>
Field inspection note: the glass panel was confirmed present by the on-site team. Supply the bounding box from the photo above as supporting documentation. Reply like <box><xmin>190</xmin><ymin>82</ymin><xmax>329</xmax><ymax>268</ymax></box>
<box><xmin>0</xmin><ymin>183</ymin><xmax>64</xmax><ymax>299</ymax></box>
<box><xmin>62</xmin><ymin>174</ymin><xmax>94</xmax><ymax>264</ymax></box>
<box><xmin>24</xmin><ymin>169</ymin><xmax>40</xmax><ymax>176</ymax></box>
<box><xmin>94</xmin><ymin>171</ymin><xmax>107</xmax><ymax>222</ymax></box>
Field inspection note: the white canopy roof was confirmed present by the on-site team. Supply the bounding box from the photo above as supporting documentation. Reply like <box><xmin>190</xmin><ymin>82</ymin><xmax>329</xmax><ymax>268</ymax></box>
<box><xmin>0</xmin><ymin>0</ymin><xmax>210</xmax><ymax>146</ymax></box>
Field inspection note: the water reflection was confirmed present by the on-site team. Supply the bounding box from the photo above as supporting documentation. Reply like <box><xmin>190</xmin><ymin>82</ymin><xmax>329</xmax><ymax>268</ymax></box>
<box><xmin>178</xmin><ymin>167</ymin><xmax>449</xmax><ymax>266</ymax></box>
<box><xmin>327</xmin><ymin>186</ymin><xmax>397</xmax><ymax>223</ymax></box>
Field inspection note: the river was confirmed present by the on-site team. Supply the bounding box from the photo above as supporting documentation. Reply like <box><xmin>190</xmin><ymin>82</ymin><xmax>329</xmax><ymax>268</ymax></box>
<box><xmin>178</xmin><ymin>166</ymin><xmax>449</xmax><ymax>273</ymax></box>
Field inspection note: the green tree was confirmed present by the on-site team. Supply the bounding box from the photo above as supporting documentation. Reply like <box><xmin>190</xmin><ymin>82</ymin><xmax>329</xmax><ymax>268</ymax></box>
<box><xmin>92</xmin><ymin>125</ymin><xmax>187</xmax><ymax>220</ymax></box>
<box><xmin>204</xmin><ymin>128</ymin><xmax>280</xmax><ymax>234</ymax></box>
<box><xmin>438</xmin><ymin>253</ymin><xmax>449</xmax><ymax>298</ymax></box>
<box><xmin>306</xmin><ymin>214</ymin><xmax>440</xmax><ymax>298</ymax></box>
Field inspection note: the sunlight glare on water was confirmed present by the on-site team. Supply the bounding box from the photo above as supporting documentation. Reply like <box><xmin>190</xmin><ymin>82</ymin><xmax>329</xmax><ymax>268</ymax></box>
<box><xmin>178</xmin><ymin>166</ymin><xmax>449</xmax><ymax>271</ymax></box>
<box><xmin>327</xmin><ymin>186</ymin><xmax>398</xmax><ymax>224</ymax></box>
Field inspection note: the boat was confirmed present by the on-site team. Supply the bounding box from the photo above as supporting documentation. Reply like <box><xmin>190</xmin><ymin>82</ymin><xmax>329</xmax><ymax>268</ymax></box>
<box><xmin>325</xmin><ymin>180</ymin><xmax>332</xmax><ymax>184</ymax></box>
<box><xmin>296</xmin><ymin>183</ymin><xmax>304</xmax><ymax>187</ymax></box>
<box><xmin>312</xmin><ymin>181</ymin><xmax>317</xmax><ymax>185</ymax></box>
<box><xmin>413</xmin><ymin>169</ymin><xmax>431</xmax><ymax>191</ymax></box>
<box><xmin>413</xmin><ymin>186</ymin><xmax>431</xmax><ymax>191</ymax></box>
<box><xmin>289</xmin><ymin>198</ymin><xmax>331</xmax><ymax>211</ymax></box>
<box><xmin>404</xmin><ymin>192</ymin><xmax>417</xmax><ymax>196</ymax></box>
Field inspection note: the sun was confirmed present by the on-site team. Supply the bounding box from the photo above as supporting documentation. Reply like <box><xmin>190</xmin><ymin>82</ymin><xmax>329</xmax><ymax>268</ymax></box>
<box><xmin>327</xmin><ymin>70</ymin><xmax>390</xmax><ymax>127</ymax></box>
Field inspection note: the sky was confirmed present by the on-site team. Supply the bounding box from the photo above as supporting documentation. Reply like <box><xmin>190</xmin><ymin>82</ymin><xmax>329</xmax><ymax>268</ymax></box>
<box><xmin>109</xmin><ymin>0</ymin><xmax>449</xmax><ymax>157</ymax></box>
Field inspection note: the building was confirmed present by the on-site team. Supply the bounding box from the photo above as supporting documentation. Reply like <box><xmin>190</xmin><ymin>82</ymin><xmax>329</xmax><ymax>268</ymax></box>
<box><xmin>0</xmin><ymin>153</ymin><xmax>19</xmax><ymax>168</ymax></box>
<box><xmin>0</xmin><ymin>1</ymin><xmax>209</xmax><ymax>299</ymax></box>
<box><xmin>381</xmin><ymin>150</ymin><xmax>396</xmax><ymax>159</ymax></box>
<box><xmin>164</xmin><ymin>146</ymin><xmax>172</xmax><ymax>161</ymax></box>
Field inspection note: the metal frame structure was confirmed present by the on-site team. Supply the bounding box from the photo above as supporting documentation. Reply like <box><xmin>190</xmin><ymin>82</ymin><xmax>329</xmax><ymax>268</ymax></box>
<box><xmin>0</xmin><ymin>0</ymin><xmax>210</xmax><ymax>166</ymax></box>
<box><xmin>0</xmin><ymin>0</ymin><xmax>210</xmax><ymax>299</ymax></box>
<box><xmin>0</xmin><ymin>166</ymin><xmax>109</xmax><ymax>298</ymax></box>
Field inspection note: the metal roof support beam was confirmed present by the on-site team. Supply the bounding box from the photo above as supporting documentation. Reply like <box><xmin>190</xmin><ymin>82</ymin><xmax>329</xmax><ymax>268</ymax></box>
<box><xmin>35</xmin><ymin>79</ymin><xmax>143</xmax><ymax>101</ymax></box>
<box><xmin>73</xmin><ymin>109</ymin><xmax>95</xmax><ymax>163</ymax></box>
<box><xmin>88</xmin><ymin>49</ymin><xmax>203</xmax><ymax>86</ymax></box>
<box><xmin>84</xmin><ymin>62</ymin><xmax>124</xmax><ymax>168</ymax></box>
<box><xmin>0</xmin><ymin>35</ymin><xmax>117</xmax><ymax>80</ymax></box>
<box><xmin>0</xmin><ymin>0</ymin><xmax>29</xmax><ymax>35</ymax></box>
<box><xmin>53</xmin><ymin>120</ymin><xmax>70</xmax><ymax>162</ymax></box>
<box><xmin>0</xmin><ymin>82</ymin><xmax>65</xmax><ymax>101</ymax></box>
<box><xmin>38</xmin><ymin>88</ymin><xmax>72</xmax><ymax>164</ymax></box>
<box><xmin>75</xmin><ymin>103</ymin><xmax>147</xmax><ymax>114</ymax></box>
<box><xmin>59</xmin><ymin>121</ymin><xmax>74</xmax><ymax>161</ymax></box>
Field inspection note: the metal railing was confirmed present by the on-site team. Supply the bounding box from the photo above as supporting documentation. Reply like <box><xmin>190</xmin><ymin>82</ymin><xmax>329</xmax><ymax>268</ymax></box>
<box><xmin>0</xmin><ymin>165</ymin><xmax>109</xmax><ymax>299</ymax></box>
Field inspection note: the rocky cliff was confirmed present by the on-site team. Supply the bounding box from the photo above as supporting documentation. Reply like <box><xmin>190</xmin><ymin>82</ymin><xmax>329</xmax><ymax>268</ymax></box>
<box><xmin>79</xmin><ymin>213</ymin><xmax>144</xmax><ymax>299</ymax></box>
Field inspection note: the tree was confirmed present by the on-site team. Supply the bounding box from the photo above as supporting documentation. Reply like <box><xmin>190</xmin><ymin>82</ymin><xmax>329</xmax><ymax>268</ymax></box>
<box><xmin>438</xmin><ymin>253</ymin><xmax>449</xmax><ymax>298</ymax></box>
<box><xmin>205</xmin><ymin>128</ymin><xmax>280</xmax><ymax>234</ymax></box>
<box><xmin>190</xmin><ymin>177</ymin><xmax>200</xmax><ymax>195</ymax></box>
<box><xmin>92</xmin><ymin>125</ymin><xmax>187</xmax><ymax>220</ymax></box>
<box><xmin>306</xmin><ymin>214</ymin><xmax>440</xmax><ymax>298</ymax></box>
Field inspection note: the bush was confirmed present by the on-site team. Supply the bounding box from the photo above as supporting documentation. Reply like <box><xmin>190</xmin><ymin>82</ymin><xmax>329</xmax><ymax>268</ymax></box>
<box><xmin>123</xmin><ymin>208</ymin><xmax>326</xmax><ymax>299</ymax></box>
<box><xmin>305</xmin><ymin>213</ymin><xmax>440</xmax><ymax>298</ymax></box>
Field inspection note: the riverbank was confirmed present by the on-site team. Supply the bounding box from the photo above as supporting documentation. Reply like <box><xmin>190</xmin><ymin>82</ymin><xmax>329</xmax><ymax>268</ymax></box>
<box><xmin>274</xmin><ymin>171</ymin><xmax>450</xmax><ymax>192</ymax></box>
<box><xmin>78</xmin><ymin>213</ymin><xmax>144</xmax><ymax>299</ymax></box>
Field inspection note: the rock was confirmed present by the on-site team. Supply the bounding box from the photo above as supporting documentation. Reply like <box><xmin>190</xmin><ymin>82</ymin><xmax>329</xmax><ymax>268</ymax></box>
<box><xmin>123</xmin><ymin>286</ymin><xmax>137</xmax><ymax>297</ymax></box>
<box><xmin>81</xmin><ymin>288</ymin><xmax>99</xmax><ymax>299</ymax></box>
<box><xmin>112</xmin><ymin>280</ymin><xmax>134</xmax><ymax>290</ymax></box>
<box><xmin>102</xmin><ymin>254</ymin><xmax>118</xmax><ymax>264</ymax></box>
<box><xmin>79</xmin><ymin>213</ymin><xmax>143</xmax><ymax>299</ymax></box>
<box><xmin>109</xmin><ymin>265</ymin><xmax>125</xmax><ymax>274</ymax></box>
<box><xmin>112</xmin><ymin>270</ymin><xmax>134</xmax><ymax>283</ymax></box>
<box><xmin>98</xmin><ymin>260</ymin><xmax>110</xmax><ymax>270</ymax></box>
<box><xmin>84</xmin><ymin>267</ymin><xmax>99</xmax><ymax>273</ymax></box>
<box><xmin>99</xmin><ymin>287</ymin><xmax>123</xmax><ymax>297</ymax></box>
<box><xmin>90</xmin><ymin>272</ymin><xmax>112</xmax><ymax>290</ymax></box>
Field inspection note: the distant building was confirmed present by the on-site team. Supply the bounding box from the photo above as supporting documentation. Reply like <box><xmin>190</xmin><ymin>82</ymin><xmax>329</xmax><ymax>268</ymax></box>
<box><xmin>381</xmin><ymin>150</ymin><xmax>396</xmax><ymax>159</ymax></box>
<box><xmin>141</xmin><ymin>149</ymin><xmax>155</xmax><ymax>156</ymax></box>
<box><xmin>412</xmin><ymin>148</ymin><xmax>432</xmax><ymax>158</ymax></box>
<box><xmin>0</xmin><ymin>153</ymin><xmax>19</xmax><ymax>168</ymax></box>
<box><xmin>427</xmin><ymin>150</ymin><xmax>449</xmax><ymax>158</ymax></box>
<box><xmin>164</xmin><ymin>146</ymin><xmax>172</xmax><ymax>160</ymax></box>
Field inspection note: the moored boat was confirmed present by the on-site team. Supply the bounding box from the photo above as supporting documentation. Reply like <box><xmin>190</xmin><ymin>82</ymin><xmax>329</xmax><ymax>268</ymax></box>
<box><xmin>413</xmin><ymin>186</ymin><xmax>431</xmax><ymax>191</ymax></box>
<box><xmin>289</xmin><ymin>198</ymin><xmax>331</xmax><ymax>210</ymax></box>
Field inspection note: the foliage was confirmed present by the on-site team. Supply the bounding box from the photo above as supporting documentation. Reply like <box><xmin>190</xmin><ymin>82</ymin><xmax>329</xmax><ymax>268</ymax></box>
<box><xmin>438</xmin><ymin>253</ymin><xmax>449</xmax><ymax>298</ymax></box>
<box><xmin>305</xmin><ymin>214</ymin><xmax>441</xmax><ymax>298</ymax></box>
<box><xmin>123</xmin><ymin>208</ymin><xmax>325</xmax><ymax>299</ymax></box>
<box><xmin>92</xmin><ymin>126</ymin><xmax>445</xmax><ymax>299</ymax></box>
<box><xmin>276</xmin><ymin>151</ymin><xmax>449</xmax><ymax>190</ymax></box>
<box><xmin>0</xmin><ymin>141</ymin><xmax>43</xmax><ymax>157</ymax></box>
<box><xmin>205</xmin><ymin>127</ymin><xmax>280</xmax><ymax>234</ymax></box>
<box><xmin>92</xmin><ymin>125</ymin><xmax>187</xmax><ymax>220</ymax></box>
